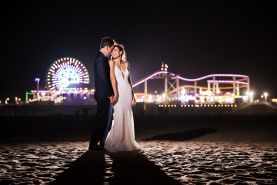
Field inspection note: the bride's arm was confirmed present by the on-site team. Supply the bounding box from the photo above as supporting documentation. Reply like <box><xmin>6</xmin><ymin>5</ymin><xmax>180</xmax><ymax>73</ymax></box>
<box><xmin>126</xmin><ymin>62</ymin><xmax>136</xmax><ymax>102</ymax></box>
<box><xmin>109</xmin><ymin>60</ymin><xmax>118</xmax><ymax>103</ymax></box>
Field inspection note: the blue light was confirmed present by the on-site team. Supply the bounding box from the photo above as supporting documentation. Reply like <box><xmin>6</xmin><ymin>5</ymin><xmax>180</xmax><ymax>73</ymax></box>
<box><xmin>47</xmin><ymin>57</ymin><xmax>89</xmax><ymax>91</ymax></box>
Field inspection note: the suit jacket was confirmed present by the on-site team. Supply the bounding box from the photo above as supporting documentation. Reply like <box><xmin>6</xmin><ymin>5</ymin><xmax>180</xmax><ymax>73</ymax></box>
<box><xmin>93</xmin><ymin>51</ymin><xmax>114</xmax><ymax>100</ymax></box>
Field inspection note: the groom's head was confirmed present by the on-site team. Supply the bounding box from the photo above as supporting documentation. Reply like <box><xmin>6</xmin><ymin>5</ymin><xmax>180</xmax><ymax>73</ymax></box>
<box><xmin>100</xmin><ymin>37</ymin><xmax>115</xmax><ymax>56</ymax></box>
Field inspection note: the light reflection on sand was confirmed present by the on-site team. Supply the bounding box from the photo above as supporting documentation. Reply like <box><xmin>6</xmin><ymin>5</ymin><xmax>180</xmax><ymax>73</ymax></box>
<box><xmin>140</xmin><ymin>141</ymin><xmax>277</xmax><ymax>184</ymax></box>
<box><xmin>0</xmin><ymin>142</ymin><xmax>87</xmax><ymax>184</ymax></box>
<box><xmin>0</xmin><ymin>141</ymin><xmax>277</xmax><ymax>184</ymax></box>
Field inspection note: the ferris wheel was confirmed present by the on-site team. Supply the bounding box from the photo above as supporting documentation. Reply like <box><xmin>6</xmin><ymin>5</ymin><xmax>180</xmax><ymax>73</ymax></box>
<box><xmin>46</xmin><ymin>57</ymin><xmax>89</xmax><ymax>91</ymax></box>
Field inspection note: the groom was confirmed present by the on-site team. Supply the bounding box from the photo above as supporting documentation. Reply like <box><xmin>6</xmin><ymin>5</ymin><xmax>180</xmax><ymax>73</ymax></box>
<box><xmin>89</xmin><ymin>37</ymin><xmax>117</xmax><ymax>151</ymax></box>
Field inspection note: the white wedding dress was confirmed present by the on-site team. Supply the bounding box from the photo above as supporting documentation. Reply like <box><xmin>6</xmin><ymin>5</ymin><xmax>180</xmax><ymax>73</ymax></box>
<box><xmin>105</xmin><ymin>64</ymin><xmax>140</xmax><ymax>152</ymax></box>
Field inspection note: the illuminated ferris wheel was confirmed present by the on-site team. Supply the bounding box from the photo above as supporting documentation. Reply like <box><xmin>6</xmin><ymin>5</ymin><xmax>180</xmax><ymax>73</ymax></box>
<box><xmin>46</xmin><ymin>57</ymin><xmax>89</xmax><ymax>91</ymax></box>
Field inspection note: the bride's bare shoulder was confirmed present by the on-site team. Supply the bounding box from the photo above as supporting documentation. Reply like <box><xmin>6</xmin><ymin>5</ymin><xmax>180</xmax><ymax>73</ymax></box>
<box><xmin>108</xmin><ymin>60</ymin><xmax>115</xmax><ymax>69</ymax></box>
<box><xmin>124</xmin><ymin>60</ymin><xmax>129</xmax><ymax>67</ymax></box>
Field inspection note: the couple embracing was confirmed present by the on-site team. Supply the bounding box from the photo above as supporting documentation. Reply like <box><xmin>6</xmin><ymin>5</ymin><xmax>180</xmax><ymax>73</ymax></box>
<box><xmin>89</xmin><ymin>37</ymin><xmax>140</xmax><ymax>152</ymax></box>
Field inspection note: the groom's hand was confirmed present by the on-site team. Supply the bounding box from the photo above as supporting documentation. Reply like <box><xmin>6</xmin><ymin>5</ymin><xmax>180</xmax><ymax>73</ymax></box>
<box><xmin>109</xmin><ymin>96</ymin><xmax>114</xmax><ymax>104</ymax></box>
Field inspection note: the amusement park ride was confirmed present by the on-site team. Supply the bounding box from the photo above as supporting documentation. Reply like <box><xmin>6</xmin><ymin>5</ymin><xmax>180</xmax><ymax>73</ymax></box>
<box><xmin>26</xmin><ymin>58</ymin><xmax>252</xmax><ymax>105</ymax></box>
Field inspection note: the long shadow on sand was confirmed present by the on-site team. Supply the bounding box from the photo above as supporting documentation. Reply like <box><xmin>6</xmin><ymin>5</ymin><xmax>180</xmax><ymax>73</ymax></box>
<box><xmin>142</xmin><ymin>128</ymin><xmax>217</xmax><ymax>141</ymax></box>
<box><xmin>48</xmin><ymin>151</ymin><xmax>105</xmax><ymax>185</ymax></box>
<box><xmin>49</xmin><ymin>150</ymin><xmax>182</xmax><ymax>185</ymax></box>
<box><xmin>107</xmin><ymin>151</ymin><xmax>182</xmax><ymax>185</ymax></box>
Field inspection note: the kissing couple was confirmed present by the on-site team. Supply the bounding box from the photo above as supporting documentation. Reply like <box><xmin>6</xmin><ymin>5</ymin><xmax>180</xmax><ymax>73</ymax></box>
<box><xmin>89</xmin><ymin>37</ymin><xmax>140</xmax><ymax>153</ymax></box>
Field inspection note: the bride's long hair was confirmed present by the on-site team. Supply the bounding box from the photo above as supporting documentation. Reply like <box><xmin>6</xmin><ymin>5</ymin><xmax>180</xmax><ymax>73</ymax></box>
<box><xmin>114</xmin><ymin>44</ymin><xmax>127</xmax><ymax>62</ymax></box>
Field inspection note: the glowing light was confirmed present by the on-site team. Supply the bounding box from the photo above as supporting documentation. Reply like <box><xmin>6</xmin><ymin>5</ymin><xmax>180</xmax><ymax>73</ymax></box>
<box><xmin>5</xmin><ymin>98</ymin><xmax>10</xmax><ymax>104</ymax></box>
<box><xmin>181</xmin><ymin>88</ymin><xmax>186</xmax><ymax>95</ymax></box>
<box><xmin>207</xmin><ymin>80</ymin><xmax>248</xmax><ymax>85</ymax></box>
<box><xmin>132</xmin><ymin>71</ymin><xmax>249</xmax><ymax>88</ymax></box>
<box><xmin>121</xmin><ymin>68</ymin><xmax>250</xmax><ymax>104</ymax></box>
<box><xmin>133</xmin><ymin>71</ymin><xmax>167</xmax><ymax>87</ymax></box>
<box><xmin>225</xmin><ymin>96</ymin><xmax>234</xmax><ymax>103</ymax></box>
<box><xmin>46</xmin><ymin>57</ymin><xmax>89</xmax><ymax>91</ymax></box>
<box><xmin>271</xmin><ymin>99</ymin><xmax>277</xmax><ymax>104</ymax></box>
<box><xmin>246</xmin><ymin>91</ymin><xmax>255</xmax><ymax>103</ymax></box>
<box><xmin>147</xmin><ymin>95</ymin><xmax>153</xmax><ymax>103</ymax></box>
<box><xmin>263</xmin><ymin>92</ymin><xmax>268</xmax><ymax>101</ymax></box>
<box><xmin>178</xmin><ymin>74</ymin><xmax>249</xmax><ymax>82</ymax></box>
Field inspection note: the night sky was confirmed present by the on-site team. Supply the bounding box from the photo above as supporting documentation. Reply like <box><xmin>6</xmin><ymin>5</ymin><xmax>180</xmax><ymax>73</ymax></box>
<box><xmin>1</xmin><ymin>1</ymin><xmax>276</xmax><ymax>100</ymax></box>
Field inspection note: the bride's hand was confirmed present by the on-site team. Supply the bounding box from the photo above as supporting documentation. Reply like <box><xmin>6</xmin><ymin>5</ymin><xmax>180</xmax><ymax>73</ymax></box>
<box><xmin>131</xmin><ymin>97</ymin><xmax>136</xmax><ymax>105</ymax></box>
<box><xmin>113</xmin><ymin>94</ymin><xmax>119</xmax><ymax>105</ymax></box>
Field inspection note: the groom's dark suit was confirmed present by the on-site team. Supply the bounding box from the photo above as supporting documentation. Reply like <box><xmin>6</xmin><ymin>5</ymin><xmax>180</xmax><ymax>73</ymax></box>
<box><xmin>89</xmin><ymin>51</ymin><xmax>114</xmax><ymax>149</ymax></box>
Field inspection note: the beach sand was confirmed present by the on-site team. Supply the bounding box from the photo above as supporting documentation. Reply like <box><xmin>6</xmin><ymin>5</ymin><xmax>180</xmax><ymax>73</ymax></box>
<box><xmin>0</xmin><ymin>115</ymin><xmax>277</xmax><ymax>184</ymax></box>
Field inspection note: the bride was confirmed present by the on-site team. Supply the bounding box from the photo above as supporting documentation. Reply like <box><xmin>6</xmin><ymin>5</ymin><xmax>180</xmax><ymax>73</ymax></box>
<box><xmin>105</xmin><ymin>44</ymin><xmax>140</xmax><ymax>152</ymax></box>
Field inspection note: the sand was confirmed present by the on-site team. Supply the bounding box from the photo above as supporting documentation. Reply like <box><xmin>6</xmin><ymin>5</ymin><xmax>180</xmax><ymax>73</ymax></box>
<box><xmin>0</xmin><ymin>115</ymin><xmax>277</xmax><ymax>184</ymax></box>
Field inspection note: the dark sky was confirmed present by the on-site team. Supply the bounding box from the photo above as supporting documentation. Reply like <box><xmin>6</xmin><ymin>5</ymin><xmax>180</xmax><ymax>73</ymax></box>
<box><xmin>1</xmin><ymin>0</ymin><xmax>276</xmax><ymax>100</ymax></box>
